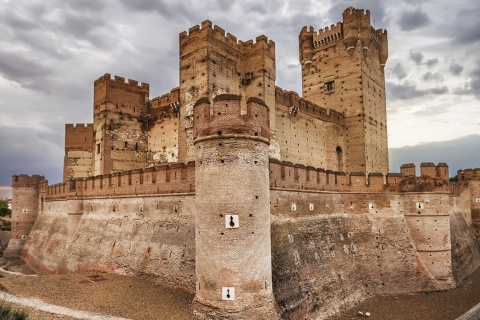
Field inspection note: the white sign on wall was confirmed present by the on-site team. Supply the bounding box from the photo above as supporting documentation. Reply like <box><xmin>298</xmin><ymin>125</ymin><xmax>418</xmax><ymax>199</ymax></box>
<box><xmin>225</xmin><ymin>215</ymin><xmax>239</xmax><ymax>228</ymax></box>
<box><xmin>222</xmin><ymin>287</ymin><xmax>235</xmax><ymax>300</ymax></box>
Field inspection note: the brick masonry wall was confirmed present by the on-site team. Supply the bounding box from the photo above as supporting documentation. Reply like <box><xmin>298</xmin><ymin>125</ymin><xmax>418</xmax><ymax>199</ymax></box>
<box><xmin>64</xmin><ymin>124</ymin><xmax>94</xmax><ymax>181</ymax></box>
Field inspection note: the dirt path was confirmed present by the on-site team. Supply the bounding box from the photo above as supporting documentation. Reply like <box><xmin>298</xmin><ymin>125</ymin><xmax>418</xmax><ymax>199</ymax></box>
<box><xmin>331</xmin><ymin>267</ymin><xmax>480</xmax><ymax>320</ymax></box>
<box><xmin>0</xmin><ymin>269</ymin><xmax>193</xmax><ymax>320</ymax></box>
<box><xmin>0</xmin><ymin>290</ymin><xmax>129</xmax><ymax>319</ymax></box>
<box><xmin>1</xmin><ymin>264</ymin><xmax>479</xmax><ymax>320</ymax></box>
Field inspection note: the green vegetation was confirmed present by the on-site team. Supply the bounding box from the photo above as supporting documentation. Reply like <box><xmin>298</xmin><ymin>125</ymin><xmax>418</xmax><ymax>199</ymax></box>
<box><xmin>449</xmin><ymin>175</ymin><xmax>458</xmax><ymax>182</ymax></box>
<box><xmin>0</xmin><ymin>220</ymin><xmax>11</xmax><ymax>231</ymax></box>
<box><xmin>0</xmin><ymin>201</ymin><xmax>10</xmax><ymax>217</ymax></box>
<box><xmin>0</xmin><ymin>300</ymin><xmax>28</xmax><ymax>319</ymax></box>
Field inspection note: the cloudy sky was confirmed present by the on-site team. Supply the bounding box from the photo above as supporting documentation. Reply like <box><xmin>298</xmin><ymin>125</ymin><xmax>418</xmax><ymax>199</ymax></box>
<box><xmin>0</xmin><ymin>0</ymin><xmax>479</xmax><ymax>193</ymax></box>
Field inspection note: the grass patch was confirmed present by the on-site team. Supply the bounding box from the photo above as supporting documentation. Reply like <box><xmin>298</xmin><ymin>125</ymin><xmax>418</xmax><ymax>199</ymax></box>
<box><xmin>0</xmin><ymin>300</ymin><xmax>28</xmax><ymax>319</ymax></box>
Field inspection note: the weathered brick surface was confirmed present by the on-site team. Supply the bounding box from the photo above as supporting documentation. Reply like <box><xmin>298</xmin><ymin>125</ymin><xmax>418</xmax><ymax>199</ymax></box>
<box><xmin>192</xmin><ymin>97</ymin><xmax>278</xmax><ymax>319</ymax></box>
<box><xmin>64</xmin><ymin>123</ymin><xmax>94</xmax><ymax>181</ymax></box>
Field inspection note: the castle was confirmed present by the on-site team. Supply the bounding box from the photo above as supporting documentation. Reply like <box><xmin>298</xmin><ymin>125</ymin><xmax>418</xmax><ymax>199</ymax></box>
<box><xmin>6</xmin><ymin>7</ymin><xmax>480</xmax><ymax>319</ymax></box>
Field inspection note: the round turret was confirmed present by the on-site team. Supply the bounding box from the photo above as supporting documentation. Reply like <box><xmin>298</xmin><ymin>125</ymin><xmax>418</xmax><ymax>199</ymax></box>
<box><xmin>192</xmin><ymin>95</ymin><xmax>278</xmax><ymax>319</ymax></box>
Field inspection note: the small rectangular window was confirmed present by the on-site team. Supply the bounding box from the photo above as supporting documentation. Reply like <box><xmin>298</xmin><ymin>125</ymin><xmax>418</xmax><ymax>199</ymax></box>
<box><xmin>97</xmin><ymin>143</ymin><xmax>101</xmax><ymax>154</ymax></box>
<box><xmin>325</xmin><ymin>81</ymin><xmax>334</xmax><ymax>92</ymax></box>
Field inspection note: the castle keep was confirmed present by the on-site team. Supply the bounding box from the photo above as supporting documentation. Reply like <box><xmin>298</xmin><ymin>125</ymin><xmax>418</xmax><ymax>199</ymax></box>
<box><xmin>6</xmin><ymin>7</ymin><xmax>480</xmax><ymax>319</ymax></box>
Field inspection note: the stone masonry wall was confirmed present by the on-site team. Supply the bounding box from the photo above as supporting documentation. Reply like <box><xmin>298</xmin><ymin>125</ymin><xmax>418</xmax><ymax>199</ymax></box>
<box><xmin>270</xmin><ymin>189</ymin><xmax>459</xmax><ymax>319</ymax></box>
<box><xmin>22</xmin><ymin>194</ymin><xmax>196</xmax><ymax>291</ymax></box>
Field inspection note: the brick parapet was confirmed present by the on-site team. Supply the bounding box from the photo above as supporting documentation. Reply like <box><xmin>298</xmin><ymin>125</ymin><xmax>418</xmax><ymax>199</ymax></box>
<box><xmin>150</xmin><ymin>87</ymin><xmax>180</xmax><ymax>109</ymax></box>
<box><xmin>12</xmin><ymin>174</ymin><xmax>45</xmax><ymax>188</ymax></box>
<box><xmin>269</xmin><ymin>160</ymin><xmax>453</xmax><ymax>194</ymax></box>
<box><xmin>179</xmin><ymin>20</ymin><xmax>275</xmax><ymax>57</ymax></box>
<box><xmin>457</xmin><ymin>168</ymin><xmax>480</xmax><ymax>181</ymax></box>
<box><xmin>193</xmin><ymin>95</ymin><xmax>270</xmax><ymax>143</ymax></box>
<box><xmin>94</xmin><ymin>73</ymin><xmax>149</xmax><ymax>91</ymax></box>
<box><xmin>44</xmin><ymin>162</ymin><xmax>195</xmax><ymax>200</ymax></box>
<box><xmin>274</xmin><ymin>86</ymin><xmax>345</xmax><ymax>125</ymax></box>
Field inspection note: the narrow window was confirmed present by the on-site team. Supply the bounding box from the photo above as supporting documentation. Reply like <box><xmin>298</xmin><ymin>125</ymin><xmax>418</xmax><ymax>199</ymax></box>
<box><xmin>97</xmin><ymin>143</ymin><xmax>101</xmax><ymax>154</ymax></box>
<box><xmin>336</xmin><ymin>146</ymin><xmax>343</xmax><ymax>172</ymax></box>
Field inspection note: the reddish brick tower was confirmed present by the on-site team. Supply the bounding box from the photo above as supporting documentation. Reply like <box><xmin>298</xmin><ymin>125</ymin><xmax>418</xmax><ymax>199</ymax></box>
<box><xmin>4</xmin><ymin>174</ymin><xmax>44</xmax><ymax>258</ymax></box>
<box><xmin>299</xmin><ymin>7</ymin><xmax>389</xmax><ymax>175</ymax></box>
<box><xmin>92</xmin><ymin>74</ymin><xmax>150</xmax><ymax>176</ymax></box>
<box><xmin>192</xmin><ymin>95</ymin><xmax>278</xmax><ymax>319</ymax></box>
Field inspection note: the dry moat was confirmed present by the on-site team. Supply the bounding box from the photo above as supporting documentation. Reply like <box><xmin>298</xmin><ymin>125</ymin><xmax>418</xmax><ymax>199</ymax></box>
<box><xmin>0</xmin><ymin>259</ymin><xmax>479</xmax><ymax>320</ymax></box>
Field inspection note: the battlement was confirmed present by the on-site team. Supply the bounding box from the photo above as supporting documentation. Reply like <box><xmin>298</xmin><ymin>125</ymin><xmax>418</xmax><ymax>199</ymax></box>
<box><xmin>343</xmin><ymin>7</ymin><xmax>370</xmax><ymax>22</ymax></box>
<box><xmin>193</xmin><ymin>95</ymin><xmax>270</xmax><ymax>142</ymax></box>
<box><xmin>270</xmin><ymin>160</ymin><xmax>453</xmax><ymax>194</ymax></box>
<box><xmin>275</xmin><ymin>86</ymin><xmax>345</xmax><ymax>125</ymax></box>
<box><xmin>12</xmin><ymin>174</ymin><xmax>45</xmax><ymax>188</ymax></box>
<box><xmin>179</xmin><ymin>20</ymin><xmax>274</xmax><ymax>56</ymax></box>
<box><xmin>457</xmin><ymin>168</ymin><xmax>480</xmax><ymax>181</ymax></box>
<box><xmin>65</xmin><ymin>123</ymin><xmax>93</xmax><ymax>129</ymax></box>
<box><xmin>44</xmin><ymin>162</ymin><xmax>196</xmax><ymax>200</ymax></box>
<box><xmin>312</xmin><ymin>22</ymin><xmax>343</xmax><ymax>47</ymax></box>
<box><xmin>150</xmin><ymin>88</ymin><xmax>180</xmax><ymax>109</ymax></box>
<box><xmin>93</xmin><ymin>73</ymin><xmax>149</xmax><ymax>91</ymax></box>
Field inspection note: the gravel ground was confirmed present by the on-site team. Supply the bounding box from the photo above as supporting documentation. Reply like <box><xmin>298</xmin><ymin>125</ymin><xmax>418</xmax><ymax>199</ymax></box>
<box><xmin>0</xmin><ymin>268</ymin><xmax>193</xmax><ymax>320</ymax></box>
<box><xmin>331</xmin><ymin>267</ymin><xmax>480</xmax><ymax>320</ymax></box>
<box><xmin>0</xmin><ymin>262</ymin><xmax>479</xmax><ymax>320</ymax></box>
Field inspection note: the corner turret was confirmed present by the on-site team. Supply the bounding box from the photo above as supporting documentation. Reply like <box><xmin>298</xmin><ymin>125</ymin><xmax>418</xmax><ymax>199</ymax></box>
<box><xmin>4</xmin><ymin>174</ymin><xmax>45</xmax><ymax>258</ymax></box>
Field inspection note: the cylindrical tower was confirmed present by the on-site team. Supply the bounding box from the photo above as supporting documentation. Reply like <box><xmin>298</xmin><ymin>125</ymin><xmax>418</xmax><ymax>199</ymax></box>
<box><xmin>192</xmin><ymin>94</ymin><xmax>278</xmax><ymax>319</ymax></box>
<box><xmin>4</xmin><ymin>174</ymin><xmax>44</xmax><ymax>258</ymax></box>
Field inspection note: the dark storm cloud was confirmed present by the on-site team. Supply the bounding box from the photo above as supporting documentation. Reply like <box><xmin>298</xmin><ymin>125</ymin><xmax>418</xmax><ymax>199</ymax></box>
<box><xmin>389</xmin><ymin>134</ymin><xmax>480</xmax><ymax>175</ymax></box>
<box><xmin>117</xmin><ymin>0</ymin><xmax>195</xmax><ymax>22</ymax></box>
<box><xmin>387</xmin><ymin>82</ymin><xmax>425</xmax><ymax>100</ymax></box>
<box><xmin>389</xmin><ymin>62</ymin><xmax>408</xmax><ymax>80</ymax></box>
<box><xmin>422</xmin><ymin>71</ymin><xmax>442</xmax><ymax>82</ymax></box>
<box><xmin>66</xmin><ymin>0</ymin><xmax>106</xmax><ymax>11</ymax></box>
<box><xmin>1</xmin><ymin>10</ymin><xmax>38</xmax><ymax>31</ymax></box>
<box><xmin>410</xmin><ymin>51</ymin><xmax>423</xmax><ymax>65</ymax></box>
<box><xmin>424</xmin><ymin>58</ymin><xmax>438</xmax><ymax>68</ymax></box>
<box><xmin>397</xmin><ymin>7</ymin><xmax>431</xmax><ymax>31</ymax></box>
<box><xmin>451</xmin><ymin>5</ymin><xmax>480</xmax><ymax>44</ymax></box>
<box><xmin>452</xmin><ymin>63</ymin><xmax>480</xmax><ymax>99</ymax></box>
<box><xmin>0</xmin><ymin>125</ymin><xmax>63</xmax><ymax>186</ymax></box>
<box><xmin>449</xmin><ymin>62</ymin><xmax>464</xmax><ymax>75</ymax></box>
<box><xmin>470</xmin><ymin>66</ymin><xmax>480</xmax><ymax>98</ymax></box>
<box><xmin>387</xmin><ymin>82</ymin><xmax>448</xmax><ymax>100</ymax></box>
<box><xmin>0</xmin><ymin>51</ymin><xmax>54</xmax><ymax>91</ymax></box>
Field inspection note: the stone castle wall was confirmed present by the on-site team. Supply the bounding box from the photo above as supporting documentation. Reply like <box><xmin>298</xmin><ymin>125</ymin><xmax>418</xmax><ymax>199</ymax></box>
<box><xmin>18</xmin><ymin>166</ymin><xmax>480</xmax><ymax>319</ymax></box>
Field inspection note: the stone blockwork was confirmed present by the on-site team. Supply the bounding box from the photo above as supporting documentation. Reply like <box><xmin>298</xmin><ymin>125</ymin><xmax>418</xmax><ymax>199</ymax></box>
<box><xmin>22</xmin><ymin>195</ymin><xmax>196</xmax><ymax>291</ymax></box>
<box><xmin>9</xmin><ymin>6</ymin><xmax>480</xmax><ymax>320</ymax></box>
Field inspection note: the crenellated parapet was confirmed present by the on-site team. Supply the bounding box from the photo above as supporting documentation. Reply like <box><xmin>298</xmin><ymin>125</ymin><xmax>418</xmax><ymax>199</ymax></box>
<box><xmin>179</xmin><ymin>20</ymin><xmax>275</xmax><ymax>58</ymax></box>
<box><xmin>12</xmin><ymin>174</ymin><xmax>45</xmax><ymax>188</ymax></box>
<box><xmin>193</xmin><ymin>94</ymin><xmax>270</xmax><ymax>143</ymax></box>
<box><xmin>275</xmin><ymin>86</ymin><xmax>345</xmax><ymax>125</ymax></box>
<box><xmin>44</xmin><ymin>162</ymin><xmax>196</xmax><ymax>200</ymax></box>
<box><xmin>94</xmin><ymin>73</ymin><xmax>149</xmax><ymax>91</ymax></box>
<box><xmin>93</xmin><ymin>73</ymin><xmax>149</xmax><ymax>119</ymax></box>
<box><xmin>270</xmin><ymin>160</ymin><xmax>453</xmax><ymax>194</ymax></box>
<box><xmin>312</xmin><ymin>22</ymin><xmax>343</xmax><ymax>48</ymax></box>
<box><xmin>150</xmin><ymin>87</ymin><xmax>180</xmax><ymax>110</ymax></box>
<box><xmin>457</xmin><ymin>168</ymin><xmax>480</xmax><ymax>181</ymax></box>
